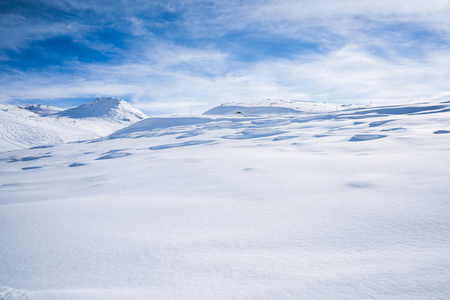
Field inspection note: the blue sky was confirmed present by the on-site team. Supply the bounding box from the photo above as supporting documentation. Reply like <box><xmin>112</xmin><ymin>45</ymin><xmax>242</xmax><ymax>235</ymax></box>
<box><xmin>1</xmin><ymin>0</ymin><xmax>450</xmax><ymax>114</ymax></box>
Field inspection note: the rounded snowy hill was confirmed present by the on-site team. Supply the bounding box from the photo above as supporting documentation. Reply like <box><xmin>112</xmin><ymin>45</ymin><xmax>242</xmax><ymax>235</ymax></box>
<box><xmin>57</xmin><ymin>97</ymin><xmax>146</xmax><ymax>122</ymax></box>
<box><xmin>202</xmin><ymin>99</ymin><xmax>360</xmax><ymax>115</ymax></box>
<box><xmin>0</xmin><ymin>97</ymin><xmax>147</xmax><ymax>151</ymax></box>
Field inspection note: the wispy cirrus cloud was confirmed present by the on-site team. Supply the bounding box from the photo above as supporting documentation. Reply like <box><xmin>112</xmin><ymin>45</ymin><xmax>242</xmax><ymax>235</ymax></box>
<box><xmin>1</xmin><ymin>0</ymin><xmax>450</xmax><ymax>114</ymax></box>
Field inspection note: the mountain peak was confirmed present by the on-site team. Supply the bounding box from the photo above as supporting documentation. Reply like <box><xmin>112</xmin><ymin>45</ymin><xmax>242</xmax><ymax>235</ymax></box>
<box><xmin>94</xmin><ymin>97</ymin><xmax>124</xmax><ymax>104</ymax></box>
<box><xmin>58</xmin><ymin>97</ymin><xmax>147</xmax><ymax>122</ymax></box>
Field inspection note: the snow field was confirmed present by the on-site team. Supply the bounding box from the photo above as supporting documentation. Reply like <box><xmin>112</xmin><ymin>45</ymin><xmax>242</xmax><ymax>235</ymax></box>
<box><xmin>1</xmin><ymin>101</ymin><xmax>450</xmax><ymax>299</ymax></box>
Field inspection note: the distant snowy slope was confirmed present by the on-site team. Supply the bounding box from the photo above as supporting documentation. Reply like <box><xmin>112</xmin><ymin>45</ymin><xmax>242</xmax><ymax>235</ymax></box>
<box><xmin>203</xmin><ymin>99</ymin><xmax>360</xmax><ymax>115</ymax></box>
<box><xmin>0</xmin><ymin>104</ymin><xmax>64</xmax><ymax>151</ymax></box>
<box><xmin>0</xmin><ymin>98</ymin><xmax>147</xmax><ymax>151</ymax></box>
<box><xmin>57</xmin><ymin>97</ymin><xmax>147</xmax><ymax>122</ymax></box>
<box><xmin>112</xmin><ymin>101</ymin><xmax>449</xmax><ymax>140</ymax></box>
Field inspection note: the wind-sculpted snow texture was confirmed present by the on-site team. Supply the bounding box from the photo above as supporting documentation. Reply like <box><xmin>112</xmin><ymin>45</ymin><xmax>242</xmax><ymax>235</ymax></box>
<box><xmin>1</xmin><ymin>101</ymin><xmax>450</xmax><ymax>299</ymax></box>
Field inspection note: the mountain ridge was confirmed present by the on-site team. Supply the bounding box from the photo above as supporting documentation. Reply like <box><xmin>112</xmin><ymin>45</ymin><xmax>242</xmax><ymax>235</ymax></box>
<box><xmin>202</xmin><ymin>99</ymin><xmax>362</xmax><ymax>115</ymax></box>
<box><xmin>0</xmin><ymin>97</ymin><xmax>147</xmax><ymax>151</ymax></box>
<box><xmin>57</xmin><ymin>97</ymin><xmax>147</xmax><ymax>122</ymax></box>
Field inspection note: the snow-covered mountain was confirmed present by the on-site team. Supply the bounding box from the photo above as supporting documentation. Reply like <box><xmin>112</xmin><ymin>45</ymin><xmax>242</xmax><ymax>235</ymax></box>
<box><xmin>1</xmin><ymin>100</ymin><xmax>450</xmax><ymax>299</ymax></box>
<box><xmin>57</xmin><ymin>97</ymin><xmax>147</xmax><ymax>121</ymax></box>
<box><xmin>0</xmin><ymin>97</ymin><xmax>147</xmax><ymax>151</ymax></box>
<box><xmin>1</xmin><ymin>98</ymin><xmax>355</xmax><ymax>151</ymax></box>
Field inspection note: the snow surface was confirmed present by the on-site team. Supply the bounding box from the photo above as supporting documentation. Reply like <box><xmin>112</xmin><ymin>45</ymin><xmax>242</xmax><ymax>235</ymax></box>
<box><xmin>1</xmin><ymin>100</ymin><xmax>450</xmax><ymax>299</ymax></box>
<box><xmin>56</xmin><ymin>97</ymin><xmax>147</xmax><ymax>121</ymax></box>
<box><xmin>203</xmin><ymin>99</ymin><xmax>360</xmax><ymax>115</ymax></box>
<box><xmin>0</xmin><ymin>98</ymin><xmax>147</xmax><ymax>151</ymax></box>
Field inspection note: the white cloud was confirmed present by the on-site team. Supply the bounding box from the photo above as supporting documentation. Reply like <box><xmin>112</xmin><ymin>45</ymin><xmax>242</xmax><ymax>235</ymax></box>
<box><xmin>1</xmin><ymin>0</ymin><xmax>450</xmax><ymax>114</ymax></box>
<box><xmin>180</xmin><ymin>0</ymin><xmax>450</xmax><ymax>44</ymax></box>
<box><xmin>3</xmin><ymin>42</ymin><xmax>449</xmax><ymax>114</ymax></box>
<box><xmin>0</xmin><ymin>14</ymin><xmax>87</xmax><ymax>51</ymax></box>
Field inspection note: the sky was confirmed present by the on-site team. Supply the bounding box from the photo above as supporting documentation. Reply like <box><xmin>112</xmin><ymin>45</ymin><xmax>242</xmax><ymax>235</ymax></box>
<box><xmin>1</xmin><ymin>0</ymin><xmax>450</xmax><ymax>115</ymax></box>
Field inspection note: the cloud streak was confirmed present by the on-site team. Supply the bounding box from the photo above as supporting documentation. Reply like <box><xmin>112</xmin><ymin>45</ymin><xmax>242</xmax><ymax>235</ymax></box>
<box><xmin>1</xmin><ymin>0</ymin><xmax>450</xmax><ymax>114</ymax></box>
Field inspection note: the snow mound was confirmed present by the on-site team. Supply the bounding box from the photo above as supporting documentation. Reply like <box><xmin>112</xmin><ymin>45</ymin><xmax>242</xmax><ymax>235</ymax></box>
<box><xmin>57</xmin><ymin>97</ymin><xmax>147</xmax><ymax>122</ymax></box>
<box><xmin>110</xmin><ymin>117</ymin><xmax>214</xmax><ymax>138</ymax></box>
<box><xmin>203</xmin><ymin>99</ymin><xmax>359</xmax><ymax>115</ymax></box>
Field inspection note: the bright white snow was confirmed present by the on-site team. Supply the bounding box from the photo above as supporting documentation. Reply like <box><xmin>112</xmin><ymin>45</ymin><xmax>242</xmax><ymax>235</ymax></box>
<box><xmin>202</xmin><ymin>99</ymin><xmax>360</xmax><ymax>115</ymax></box>
<box><xmin>1</xmin><ymin>100</ymin><xmax>449</xmax><ymax>299</ymax></box>
<box><xmin>0</xmin><ymin>97</ymin><xmax>147</xmax><ymax>151</ymax></box>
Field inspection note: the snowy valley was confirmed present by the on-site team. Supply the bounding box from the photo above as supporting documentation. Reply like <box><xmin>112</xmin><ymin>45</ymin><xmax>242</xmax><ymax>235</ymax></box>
<box><xmin>1</xmin><ymin>99</ymin><xmax>449</xmax><ymax>299</ymax></box>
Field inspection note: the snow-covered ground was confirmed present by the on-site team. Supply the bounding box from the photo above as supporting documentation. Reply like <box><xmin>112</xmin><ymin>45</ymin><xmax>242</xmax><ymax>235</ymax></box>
<box><xmin>1</xmin><ymin>100</ymin><xmax>450</xmax><ymax>299</ymax></box>
<box><xmin>0</xmin><ymin>97</ymin><xmax>147</xmax><ymax>151</ymax></box>
<box><xmin>203</xmin><ymin>99</ymin><xmax>361</xmax><ymax>115</ymax></box>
